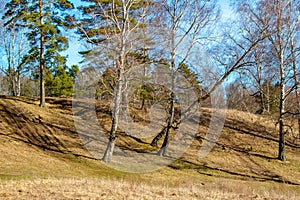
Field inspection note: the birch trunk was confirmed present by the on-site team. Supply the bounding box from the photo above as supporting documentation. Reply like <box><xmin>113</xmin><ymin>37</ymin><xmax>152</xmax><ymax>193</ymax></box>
<box><xmin>102</xmin><ymin>75</ymin><xmax>123</xmax><ymax>162</ymax></box>
<box><xmin>291</xmin><ymin>42</ymin><xmax>300</xmax><ymax>139</ymax></box>
<box><xmin>158</xmin><ymin>24</ymin><xmax>176</xmax><ymax>156</ymax></box>
<box><xmin>278</xmin><ymin>54</ymin><xmax>286</xmax><ymax>161</ymax></box>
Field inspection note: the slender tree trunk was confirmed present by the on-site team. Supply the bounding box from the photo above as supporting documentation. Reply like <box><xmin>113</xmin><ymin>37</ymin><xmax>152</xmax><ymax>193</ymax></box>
<box><xmin>10</xmin><ymin>25</ymin><xmax>16</xmax><ymax>96</ymax></box>
<box><xmin>296</xmin><ymin>86</ymin><xmax>300</xmax><ymax>139</ymax></box>
<box><xmin>297</xmin><ymin>93</ymin><xmax>300</xmax><ymax>139</ymax></box>
<box><xmin>102</xmin><ymin>75</ymin><xmax>123</xmax><ymax>162</ymax></box>
<box><xmin>259</xmin><ymin>91</ymin><xmax>265</xmax><ymax>114</ymax></box>
<box><xmin>256</xmin><ymin>54</ymin><xmax>265</xmax><ymax>114</ymax></box>
<box><xmin>158</xmin><ymin>92</ymin><xmax>175</xmax><ymax>156</ymax></box>
<box><xmin>279</xmin><ymin>118</ymin><xmax>285</xmax><ymax>160</ymax></box>
<box><xmin>8</xmin><ymin>68</ymin><xmax>16</xmax><ymax>96</ymax></box>
<box><xmin>101</xmin><ymin>0</ymin><xmax>134</xmax><ymax>162</ymax></box>
<box><xmin>102</xmin><ymin>2</ymin><xmax>127</xmax><ymax>160</ymax></box>
<box><xmin>266</xmin><ymin>82</ymin><xmax>270</xmax><ymax>113</ymax></box>
<box><xmin>16</xmin><ymin>70</ymin><xmax>20</xmax><ymax>96</ymax></box>
<box><xmin>151</xmin><ymin>126</ymin><xmax>166</xmax><ymax>146</ymax></box>
<box><xmin>278</xmin><ymin>55</ymin><xmax>286</xmax><ymax>161</ymax></box>
<box><xmin>157</xmin><ymin>25</ymin><xmax>176</xmax><ymax>156</ymax></box>
<box><xmin>8</xmin><ymin>72</ymin><xmax>15</xmax><ymax>96</ymax></box>
<box><xmin>140</xmin><ymin>19</ymin><xmax>147</xmax><ymax>111</ymax></box>
<box><xmin>7</xmin><ymin>63</ymin><xmax>15</xmax><ymax>96</ymax></box>
<box><xmin>141</xmin><ymin>97</ymin><xmax>145</xmax><ymax>110</ymax></box>
<box><xmin>39</xmin><ymin>0</ymin><xmax>45</xmax><ymax>107</ymax></box>
<box><xmin>120</xmin><ymin>86</ymin><xmax>128</xmax><ymax>121</ymax></box>
<box><xmin>13</xmin><ymin>76</ymin><xmax>18</xmax><ymax>96</ymax></box>
<box><xmin>291</xmin><ymin>42</ymin><xmax>300</xmax><ymax>138</ymax></box>
<box><xmin>141</xmin><ymin>67</ymin><xmax>146</xmax><ymax>110</ymax></box>
<box><xmin>16</xmin><ymin>28</ymin><xmax>25</xmax><ymax>97</ymax></box>
<box><xmin>258</xmin><ymin>73</ymin><xmax>265</xmax><ymax>114</ymax></box>
<box><xmin>11</xmin><ymin>78</ymin><xmax>16</xmax><ymax>96</ymax></box>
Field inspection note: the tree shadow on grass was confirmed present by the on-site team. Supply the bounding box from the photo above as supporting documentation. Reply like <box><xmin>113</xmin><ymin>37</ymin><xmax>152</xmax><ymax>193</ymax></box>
<box><xmin>170</xmin><ymin>158</ymin><xmax>300</xmax><ymax>186</ymax></box>
<box><xmin>0</xmin><ymin>95</ymin><xmax>74</xmax><ymax>111</ymax></box>
<box><xmin>0</xmin><ymin>97</ymin><xmax>96</xmax><ymax>160</ymax></box>
<box><xmin>1</xmin><ymin>96</ymin><xmax>299</xmax><ymax>184</ymax></box>
<box><xmin>198</xmin><ymin>109</ymin><xmax>300</xmax><ymax>149</ymax></box>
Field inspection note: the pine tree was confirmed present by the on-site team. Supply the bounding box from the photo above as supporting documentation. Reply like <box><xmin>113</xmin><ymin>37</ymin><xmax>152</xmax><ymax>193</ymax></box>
<box><xmin>3</xmin><ymin>0</ymin><xmax>75</xmax><ymax>106</ymax></box>
<box><xmin>45</xmin><ymin>65</ymin><xmax>74</xmax><ymax>97</ymax></box>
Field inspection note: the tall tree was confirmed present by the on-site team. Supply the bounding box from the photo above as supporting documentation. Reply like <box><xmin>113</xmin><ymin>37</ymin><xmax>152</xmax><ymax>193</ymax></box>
<box><xmin>38</xmin><ymin>0</ymin><xmax>45</xmax><ymax>106</ymax></box>
<box><xmin>291</xmin><ymin>41</ymin><xmax>300</xmax><ymax>138</ymax></box>
<box><xmin>1</xmin><ymin>0</ymin><xmax>29</xmax><ymax>96</ymax></box>
<box><xmin>149</xmin><ymin>0</ymin><xmax>220</xmax><ymax>156</ymax></box>
<box><xmin>3</xmin><ymin>0</ymin><xmax>75</xmax><ymax>106</ymax></box>
<box><xmin>234</xmin><ymin>0</ymin><xmax>300</xmax><ymax>161</ymax></box>
<box><xmin>149</xmin><ymin>0</ymin><xmax>269</xmax><ymax>154</ymax></box>
<box><xmin>79</xmin><ymin>0</ymin><xmax>151</xmax><ymax>162</ymax></box>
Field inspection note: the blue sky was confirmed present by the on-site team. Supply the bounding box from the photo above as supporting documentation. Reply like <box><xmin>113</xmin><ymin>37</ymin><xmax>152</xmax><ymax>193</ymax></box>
<box><xmin>0</xmin><ymin>0</ymin><xmax>233</xmax><ymax>68</ymax></box>
<box><xmin>64</xmin><ymin>0</ymin><xmax>233</xmax><ymax>67</ymax></box>
<box><xmin>220</xmin><ymin>0</ymin><xmax>233</xmax><ymax>20</ymax></box>
<box><xmin>62</xmin><ymin>0</ymin><xmax>85</xmax><ymax>67</ymax></box>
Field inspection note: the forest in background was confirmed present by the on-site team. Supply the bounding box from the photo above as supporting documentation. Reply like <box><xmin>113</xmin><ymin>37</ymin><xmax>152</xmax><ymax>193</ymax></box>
<box><xmin>0</xmin><ymin>0</ymin><xmax>299</xmax><ymax>162</ymax></box>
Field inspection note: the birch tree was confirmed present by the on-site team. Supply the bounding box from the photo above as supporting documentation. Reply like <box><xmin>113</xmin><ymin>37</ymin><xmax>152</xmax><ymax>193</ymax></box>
<box><xmin>1</xmin><ymin>0</ymin><xmax>28</xmax><ymax>96</ymax></box>
<box><xmin>291</xmin><ymin>38</ymin><xmax>300</xmax><ymax>139</ymax></box>
<box><xmin>148</xmin><ymin>0</ymin><xmax>220</xmax><ymax>156</ymax></box>
<box><xmin>150</xmin><ymin>0</ymin><xmax>269</xmax><ymax>156</ymax></box>
<box><xmin>79</xmin><ymin>0</ymin><xmax>151</xmax><ymax>162</ymax></box>
<box><xmin>234</xmin><ymin>0</ymin><xmax>300</xmax><ymax>161</ymax></box>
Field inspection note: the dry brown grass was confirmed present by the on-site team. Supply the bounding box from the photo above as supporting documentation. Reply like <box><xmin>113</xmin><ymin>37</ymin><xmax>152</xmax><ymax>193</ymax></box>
<box><xmin>0</xmin><ymin>177</ymin><xmax>299</xmax><ymax>200</ymax></box>
<box><xmin>0</xmin><ymin>96</ymin><xmax>300</xmax><ymax>199</ymax></box>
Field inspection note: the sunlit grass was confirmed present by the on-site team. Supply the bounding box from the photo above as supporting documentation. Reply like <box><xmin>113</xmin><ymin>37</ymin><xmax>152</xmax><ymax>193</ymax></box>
<box><xmin>0</xmin><ymin>96</ymin><xmax>299</xmax><ymax>199</ymax></box>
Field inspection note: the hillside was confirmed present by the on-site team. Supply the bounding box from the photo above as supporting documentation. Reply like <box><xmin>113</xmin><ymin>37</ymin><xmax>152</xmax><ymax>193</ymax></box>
<box><xmin>0</xmin><ymin>96</ymin><xmax>300</xmax><ymax>199</ymax></box>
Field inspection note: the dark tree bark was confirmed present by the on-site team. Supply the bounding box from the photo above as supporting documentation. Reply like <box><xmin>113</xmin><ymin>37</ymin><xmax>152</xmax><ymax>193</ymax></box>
<box><xmin>39</xmin><ymin>0</ymin><xmax>45</xmax><ymax>107</ymax></box>
<box><xmin>278</xmin><ymin>45</ymin><xmax>286</xmax><ymax>161</ymax></box>
<box><xmin>278</xmin><ymin>119</ymin><xmax>286</xmax><ymax>161</ymax></box>
<box><xmin>291</xmin><ymin>41</ymin><xmax>300</xmax><ymax>139</ymax></box>
<box><xmin>151</xmin><ymin>126</ymin><xmax>166</xmax><ymax>146</ymax></box>
<box><xmin>157</xmin><ymin>92</ymin><xmax>175</xmax><ymax>156</ymax></box>
<box><xmin>234</xmin><ymin>0</ymin><xmax>300</xmax><ymax>161</ymax></box>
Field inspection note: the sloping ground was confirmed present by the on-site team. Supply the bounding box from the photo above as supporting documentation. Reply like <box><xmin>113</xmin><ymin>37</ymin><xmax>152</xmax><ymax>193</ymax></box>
<box><xmin>181</xmin><ymin>108</ymin><xmax>300</xmax><ymax>184</ymax></box>
<box><xmin>0</xmin><ymin>96</ymin><xmax>299</xmax><ymax>199</ymax></box>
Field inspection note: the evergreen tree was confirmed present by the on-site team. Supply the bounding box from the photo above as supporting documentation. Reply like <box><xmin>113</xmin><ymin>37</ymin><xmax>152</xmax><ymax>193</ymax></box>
<box><xmin>68</xmin><ymin>65</ymin><xmax>80</xmax><ymax>82</ymax></box>
<box><xmin>3</xmin><ymin>0</ymin><xmax>75</xmax><ymax>106</ymax></box>
<box><xmin>178</xmin><ymin>63</ymin><xmax>202</xmax><ymax>98</ymax></box>
<box><xmin>45</xmin><ymin>65</ymin><xmax>74</xmax><ymax>97</ymax></box>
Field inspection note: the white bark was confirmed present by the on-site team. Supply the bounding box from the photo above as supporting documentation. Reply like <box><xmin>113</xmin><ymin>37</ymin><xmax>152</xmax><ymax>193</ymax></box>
<box><xmin>100</xmin><ymin>0</ymin><xmax>150</xmax><ymax>162</ymax></box>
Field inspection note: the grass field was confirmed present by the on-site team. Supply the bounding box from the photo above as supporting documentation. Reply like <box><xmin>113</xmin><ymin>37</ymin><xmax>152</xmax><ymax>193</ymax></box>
<box><xmin>1</xmin><ymin>177</ymin><xmax>299</xmax><ymax>199</ymax></box>
<box><xmin>0</xmin><ymin>96</ymin><xmax>299</xmax><ymax>199</ymax></box>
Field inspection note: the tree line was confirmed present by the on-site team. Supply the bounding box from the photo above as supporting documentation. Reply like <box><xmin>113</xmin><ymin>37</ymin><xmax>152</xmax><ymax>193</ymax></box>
<box><xmin>0</xmin><ymin>0</ymin><xmax>299</xmax><ymax>162</ymax></box>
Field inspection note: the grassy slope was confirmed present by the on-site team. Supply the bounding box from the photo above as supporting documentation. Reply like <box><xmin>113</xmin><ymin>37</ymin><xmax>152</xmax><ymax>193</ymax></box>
<box><xmin>0</xmin><ymin>96</ymin><xmax>299</xmax><ymax>199</ymax></box>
